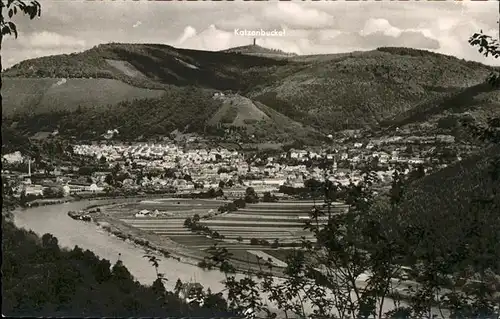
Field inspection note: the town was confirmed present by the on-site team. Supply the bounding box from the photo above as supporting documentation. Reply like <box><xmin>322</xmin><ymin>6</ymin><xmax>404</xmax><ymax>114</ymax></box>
<box><xmin>3</xmin><ymin>0</ymin><xmax>499</xmax><ymax>317</ymax></box>
<box><xmin>2</xmin><ymin>130</ymin><xmax>461</xmax><ymax>203</ymax></box>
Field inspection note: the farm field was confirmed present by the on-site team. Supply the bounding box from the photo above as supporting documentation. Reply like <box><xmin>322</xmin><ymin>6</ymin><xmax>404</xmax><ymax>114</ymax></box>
<box><xmin>261</xmin><ymin>249</ymin><xmax>297</xmax><ymax>262</ymax></box>
<box><xmin>108</xmin><ymin>198</ymin><xmax>226</xmax><ymax>219</ymax></box>
<box><xmin>104</xmin><ymin>198</ymin><xmax>343</xmax><ymax>268</ymax></box>
<box><xmin>197</xmin><ymin>201</ymin><xmax>347</xmax><ymax>245</ymax></box>
<box><xmin>261</xmin><ymin>249</ymin><xmax>317</xmax><ymax>268</ymax></box>
<box><xmin>2</xmin><ymin>77</ymin><xmax>165</xmax><ymax>116</ymax></box>
<box><xmin>105</xmin><ymin>198</ymin><xmax>228</xmax><ymax>250</ymax></box>
<box><xmin>167</xmin><ymin>235</ymin><xmax>218</xmax><ymax>249</ymax></box>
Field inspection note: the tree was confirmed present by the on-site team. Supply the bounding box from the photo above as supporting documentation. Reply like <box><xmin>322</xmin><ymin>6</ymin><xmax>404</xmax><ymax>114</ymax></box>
<box><xmin>65</xmin><ymin>144</ymin><xmax>74</xmax><ymax>155</ymax></box>
<box><xmin>270</xmin><ymin>239</ymin><xmax>279</xmax><ymax>249</ymax></box>
<box><xmin>174</xmin><ymin>278</ymin><xmax>183</xmax><ymax>296</ymax></box>
<box><xmin>44</xmin><ymin>186</ymin><xmax>64</xmax><ymax>198</ymax></box>
<box><xmin>262</xmin><ymin>191</ymin><xmax>278</xmax><ymax>203</ymax></box>
<box><xmin>244</xmin><ymin>186</ymin><xmax>259</xmax><ymax>203</ymax></box>
<box><xmin>370</xmin><ymin>155</ymin><xmax>380</xmax><ymax>170</ymax></box>
<box><xmin>207</xmin><ymin>188</ymin><xmax>216</xmax><ymax>198</ymax></box>
<box><xmin>112</xmin><ymin>163</ymin><xmax>121</xmax><ymax>176</ymax></box>
<box><xmin>19</xmin><ymin>188</ymin><xmax>27</xmax><ymax>206</ymax></box>
<box><xmin>1</xmin><ymin>0</ymin><xmax>41</xmax><ymax>101</ymax></box>
<box><xmin>234</xmin><ymin>198</ymin><xmax>246</xmax><ymax>208</ymax></box>
<box><xmin>78</xmin><ymin>166</ymin><xmax>94</xmax><ymax>176</ymax></box>
<box><xmin>207</xmin><ymin>156</ymin><xmax>500</xmax><ymax>318</ymax></box>
<box><xmin>2</xmin><ymin>215</ymin><xmax>240</xmax><ymax>317</ymax></box>
<box><xmin>105</xmin><ymin>173</ymin><xmax>114</xmax><ymax>186</ymax></box>
<box><xmin>469</xmin><ymin>7</ymin><xmax>500</xmax><ymax>88</ymax></box>
<box><xmin>226</xmin><ymin>202</ymin><xmax>237</xmax><ymax>212</ymax></box>
<box><xmin>215</xmin><ymin>188</ymin><xmax>224</xmax><ymax>198</ymax></box>
<box><xmin>183</xmin><ymin>217</ymin><xmax>193</xmax><ymax>228</ymax></box>
<box><xmin>218</xmin><ymin>180</ymin><xmax>225</xmax><ymax>189</ymax></box>
<box><xmin>203</xmin><ymin>288</ymin><xmax>228</xmax><ymax>313</ymax></box>
<box><xmin>408</xmin><ymin>164</ymin><xmax>425</xmax><ymax>181</ymax></box>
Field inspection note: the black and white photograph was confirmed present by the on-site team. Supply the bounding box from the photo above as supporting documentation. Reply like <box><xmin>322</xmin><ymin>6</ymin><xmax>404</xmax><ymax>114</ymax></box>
<box><xmin>1</xmin><ymin>0</ymin><xmax>500</xmax><ymax>318</ymax></box>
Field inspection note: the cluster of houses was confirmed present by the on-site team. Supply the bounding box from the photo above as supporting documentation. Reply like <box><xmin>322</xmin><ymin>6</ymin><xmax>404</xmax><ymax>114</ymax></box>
<box><xmin>134</xmin><ymin>209</ymin><xmax>178</xmax><ymax>218</ymax></box>
<box><xmin>3</xmin><ymin>132</ymin><xmax>460</xmax><ymax>200</ymax></box>
<box><xmin>69</xmin><ymin>143</ymin><xmax>371</xmax><ymax>192</ymax></box>
<box><xmin>16</xmin><ymin>177</ymin><xmax>105</xmax><ymax>198</ymax></box>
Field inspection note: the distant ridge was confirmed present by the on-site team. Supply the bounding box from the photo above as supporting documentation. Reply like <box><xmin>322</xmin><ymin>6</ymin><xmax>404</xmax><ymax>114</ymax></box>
<box><xmin>2</xmin><ymin>43</ymin><xmax>497</xmax><ymax>136</ymax></box>
<box><xmin>222</xmin><ymin>44</ymin><xmax>297</xmax><ymax>58</ymax></box>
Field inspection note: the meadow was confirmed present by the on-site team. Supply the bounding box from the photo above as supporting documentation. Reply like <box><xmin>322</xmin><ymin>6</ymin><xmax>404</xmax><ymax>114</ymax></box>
<box><xmin>2</xmin><ymin>77</ymin><xmax>165</xmax><ymax>116</ymax></box>
<box><xmin>106</xmin><ymin>198</ymin><xmax>348</xmax><ymax>269</ymax></box>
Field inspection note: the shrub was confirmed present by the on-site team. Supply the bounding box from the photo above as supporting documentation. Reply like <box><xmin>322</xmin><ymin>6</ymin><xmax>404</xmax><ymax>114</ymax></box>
<box><xmin>271</xmin><ymin>239</ymin><xmax>279</xmax><ymax>249</ymax></box>
<box><xmin>234</xmin><ymin>198</ymin><xmax>246</xmax><ymax>208</ymax></box>
<box><xmin>183</xmin><ymin>217</ymin><xmax>192</xmax><ymax>228</ymax></box>
<box><xmin>243</xmin><ymin>119</ymin><xmax>258</xmax><ymax>125</ymax></box>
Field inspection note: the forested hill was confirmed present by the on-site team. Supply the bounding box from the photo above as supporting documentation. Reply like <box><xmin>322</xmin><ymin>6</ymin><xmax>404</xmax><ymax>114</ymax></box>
<box><xmin>3</xmin><ymin>42</ymin><xmax>287</xmax><ymax>91</ymax></box>
<box><xmin>1</xmin><ymin>215</ymin><xmax>237</xmax><ymax>317</ymax></box>
<box><xmin>401</xmin><ymin>144</ymin><xmax>500</xmax><ymax>272</ymax></box>
<box><xmin>3</xmin><ymin>43</ymin><xmax>497</xmax><ymax>134</ymax></box>
<box><xmin>221</xmin><ymin>44</ymin><xmax>297</xmax><ymax>57</ymax></box>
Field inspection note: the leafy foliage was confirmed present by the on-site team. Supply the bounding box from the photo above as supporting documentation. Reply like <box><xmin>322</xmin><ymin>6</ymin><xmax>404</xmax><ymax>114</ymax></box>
<box><xmin>202</xmin><ymin>32</ymin><xmax>500</xmax><ymax>317</ymax></box>
<box><xmin>0</xmin><ymin>0</ymin><xmax>41</xmax><ymax>40</ymax></box>
<box><xmin>469</xmin><ymin>30</ymin><xmax>500</xmax><ymax>87</ymax></box>
<box><xmin>1</xmin><ymin>216</ymin><xmax>238</xmax><ymax>317</ymax></box>
<box><xmin>206</xmin><ymin>163</ymin><xmax>500</xmax><ymax>318</ymax></box>
<box><xmin>1</xmin><ymin>0</ymin><xmax>42</xmax><ymax>123</ymax></box>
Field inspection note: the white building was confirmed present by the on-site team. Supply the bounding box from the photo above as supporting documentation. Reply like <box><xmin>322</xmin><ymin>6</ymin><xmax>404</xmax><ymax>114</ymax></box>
<box><xmin>25</xmin><ymin>184</ymin><xmax>44</xmax><ymax>197</ymax></box>
<box><xmin>2</xmin><ymin>151</ymin><xmax>24</xmax><ymax>163</ymax></box>
<box><xmin>135</xmin><ymin>210</ymin><xmax>151</xmax><ymax>218</ymax></box>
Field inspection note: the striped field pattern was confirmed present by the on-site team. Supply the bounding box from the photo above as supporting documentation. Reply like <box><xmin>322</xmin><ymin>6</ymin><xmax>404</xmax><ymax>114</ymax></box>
<box><xmin>111</xmin><ymin>199</ymin><xmax>345</xmax><ymax>265</ymax></box>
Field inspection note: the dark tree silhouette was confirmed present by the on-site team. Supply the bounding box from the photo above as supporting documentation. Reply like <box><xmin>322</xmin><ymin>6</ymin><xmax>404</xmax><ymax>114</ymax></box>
<box><xmin>469</xmin><ymin>3</ymin><xmax>500</xmax><ymax>87</ymax></box>
<box><xmin>0</xmin><ymin>0</ymin><xmax>41</xmax><ymax>103</ymax></box>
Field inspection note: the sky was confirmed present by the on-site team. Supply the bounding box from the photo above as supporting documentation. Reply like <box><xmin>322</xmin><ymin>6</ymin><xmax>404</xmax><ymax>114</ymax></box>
<box><xmin>3</xmin><ymin>0</ymin><xmax>500</xmax><ymax>68</ymax></box>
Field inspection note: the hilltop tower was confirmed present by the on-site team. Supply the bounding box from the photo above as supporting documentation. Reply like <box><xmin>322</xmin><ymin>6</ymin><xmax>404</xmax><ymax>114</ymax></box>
<box><xmin>253</xmin><ymin>38</ymin><xmax>256</xmax><ymax>46</ymax></box>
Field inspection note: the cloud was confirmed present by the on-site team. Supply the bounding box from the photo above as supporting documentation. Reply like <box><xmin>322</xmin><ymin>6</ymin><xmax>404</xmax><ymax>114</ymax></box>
<box><xmin>2</xmin><ymin>1</ymin><xmax>499</xmax><ymax>68</ymax></box>
<box><xmin>177</xmin><ymin>26</ymin><xmax>197</xmax><ymax>44</ymax></box>
<box><xmin>263</xmin><ymin>2</ymin><xmax>334</xmax><ymax>29</ymax></box>
<box><xmin>18</xmin><ymin>31</ymin><xmax>86</xmax><ymax>49</ymax></box>
<box><xmin>178</xmin><ymin>24</ymin><xmax>249</xmax><ymax>52</ymax></box>
<box><xmin>351</xmin><ymin>18</ymin><xmax>440</xmax><ymax>49</ymax></box>
<box><xmin>361</xmin><ymin>18</ymin><xmax>402</xmax><ymax>37</ymax></box>
<box><xmin>216</xmin><ymin>15</ymin><xmax>265</xmax><ymax>31</ymax></box>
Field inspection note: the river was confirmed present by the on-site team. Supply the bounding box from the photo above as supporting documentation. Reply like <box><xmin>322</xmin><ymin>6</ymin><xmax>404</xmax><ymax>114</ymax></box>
<box><xmin>12</xmin><ymin>199</ymin><xmax>450</xmax><ymax>318</ymax></box>
<box><xmin>12</xmin><ymin>199</ymin><xmax>228</xmax><ymax>292</ymax></box>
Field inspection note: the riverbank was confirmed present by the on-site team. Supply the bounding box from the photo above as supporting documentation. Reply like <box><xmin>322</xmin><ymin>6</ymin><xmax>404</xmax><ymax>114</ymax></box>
<box><xmin>23</xmin><ymin>193</ymin><xmax>212</xmax><ymax>268</ymax></box>
<box><xmin>9</xmin><ymin>199</ymin><xmax>290</xmax><ymax>317</ymax></box>
<box><xmin>11</xmin><ymin>199</ymin><xmax>230</xmax><ymax>286</ymax></box>
<box><xmin>10</xmin><ymin>197</ymin><xmax>458</xmax><ymax>318</ymax></box>
<box><xmin>16</xmin><ymin>194</ymin><xmax>276</xmax><ymax>275</ymax></box>
<box><xmin>91</xmin><ymin>203</ymin><xmax>206</xmax><ymax>266</ymax></box>
<box><xmin>85</xmin><ymin>201</ymin><xmax>288</xmax><ymax>278</ymax></box>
